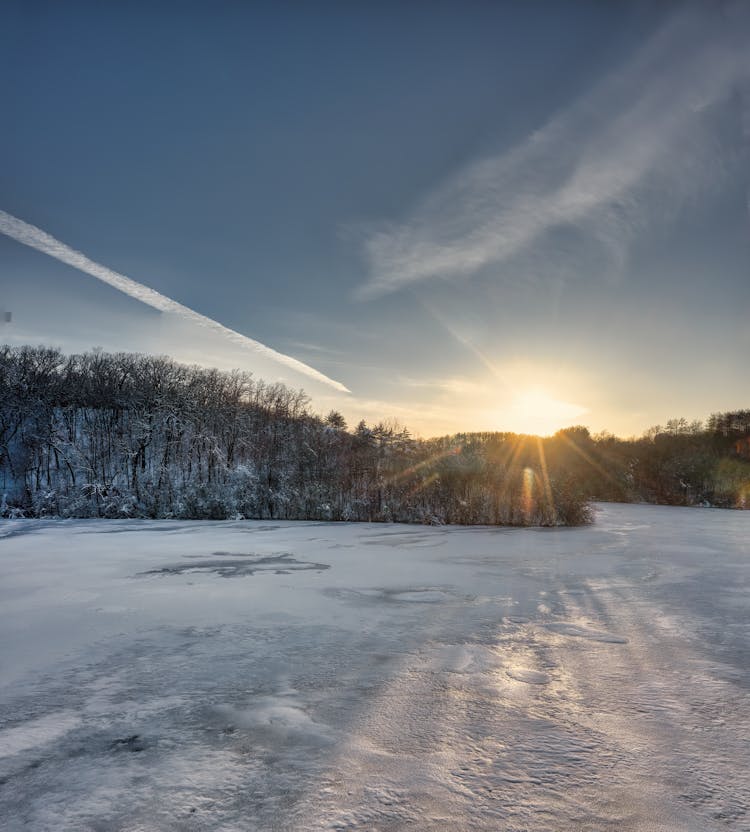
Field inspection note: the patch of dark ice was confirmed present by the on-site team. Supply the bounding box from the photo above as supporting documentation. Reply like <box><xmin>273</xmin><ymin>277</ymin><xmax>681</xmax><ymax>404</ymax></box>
<box><xmin>109</xmin><ymin>734</ymin><xmax>146</xmax><ymax>753</ymax></box>
<box><xmin>324</xmin><ymin>586</ymin><xmax>462</xmax><ymax>605</ymax></box>
<box><xmin>138</xmin><ymin>552</ymin><xmax>330</xmax><ymax>578</ymax></box>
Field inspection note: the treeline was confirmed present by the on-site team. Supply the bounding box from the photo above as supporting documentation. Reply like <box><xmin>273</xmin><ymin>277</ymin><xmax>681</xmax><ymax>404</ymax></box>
<box><xmin>543</xmin><ymin>418</ymin><xmax>750</xmax><ymax>509</ymax></box>
<box><xmin>0</xmin><ymin>346</ymin><xmax>589</xmax><ymax>525</ymax></box>
<box><xmin>2</xmin><ymin>346</ymin><xmax>746</xmax><ymax>523</ymax></box>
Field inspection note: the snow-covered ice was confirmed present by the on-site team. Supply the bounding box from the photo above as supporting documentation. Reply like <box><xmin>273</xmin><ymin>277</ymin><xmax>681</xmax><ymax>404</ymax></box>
<box><xmin>1</xmin><ymin>503</ymin><xmax>748</xmax><ymax>830</ymax></box>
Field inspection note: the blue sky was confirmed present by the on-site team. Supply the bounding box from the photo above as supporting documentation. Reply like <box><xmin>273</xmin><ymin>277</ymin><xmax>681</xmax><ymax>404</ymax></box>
<box><xmin>1</xmin><ymin>1</ymin><xmax>748</xmax><ymax>436</ymax></box>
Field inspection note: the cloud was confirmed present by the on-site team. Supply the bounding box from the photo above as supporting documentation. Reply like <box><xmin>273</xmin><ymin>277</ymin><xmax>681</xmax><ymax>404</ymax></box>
<box><xmin>359</xmin><ymin>4</ymin><xmax>749</xmax><ymax>298</ymax></box>
<box><xmin>0</xmin><ymin>209</ymin><xmax>350</xmax><ymax>393</ymax></box>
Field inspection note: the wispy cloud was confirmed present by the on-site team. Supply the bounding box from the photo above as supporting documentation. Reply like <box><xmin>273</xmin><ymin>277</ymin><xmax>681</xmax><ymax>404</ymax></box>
<box><xmin>0</xmin><ymin>210</ymin><xmax>350</xmax><ymax>393</ymax></box>
<box><xmin>397</xmin><ymin>376</ymin><xmax>488</xmax><ymax>395</ymax></box>
<box><xmin>359</xmin><ymin>4</ymin><xmax>749</xmax><ymax>298</ymax></box>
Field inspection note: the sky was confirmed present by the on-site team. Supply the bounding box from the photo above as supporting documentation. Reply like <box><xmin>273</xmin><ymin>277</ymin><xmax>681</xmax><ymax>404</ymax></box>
<box><xmin>1</xmin><ymin>1</ymin><xmax>748</xmax><ymax>438</ymax></box>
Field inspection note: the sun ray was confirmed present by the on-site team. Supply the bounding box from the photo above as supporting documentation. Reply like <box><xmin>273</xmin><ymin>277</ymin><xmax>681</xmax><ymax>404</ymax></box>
<box><xmin>405</xmin><ymin>471</ymin><xmax>441</xmax><ymax>499</ymax></box>
<box><xmin>387</xmin><ymin>444</ymin><xmax>461</xmax><ymax>485</ymax></box>
<box><xmin>494</xmin><ymin>434</ymin><xmax>530</xmax><ymax>518</ymax></box>
<box><xmin>536</xmin><ymin>436</ymin><xmax>555</xmax><ymax>523</ymax></box>
<box><xmin>555</xmin><ymin>430</ymin><xmax>623</xmax><ymax>492</ymax></box>
<box><xmin>412</xmin><ymin>294</ymin><xmax>512</xmax><ymax>391</ymax></box>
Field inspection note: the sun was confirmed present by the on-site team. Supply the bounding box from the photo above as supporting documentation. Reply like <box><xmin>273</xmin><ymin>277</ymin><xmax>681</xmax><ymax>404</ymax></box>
<box><xmin>500</xmin><ymin>387</ymin><xmax>588</xmax><ymax>436</ymax></box>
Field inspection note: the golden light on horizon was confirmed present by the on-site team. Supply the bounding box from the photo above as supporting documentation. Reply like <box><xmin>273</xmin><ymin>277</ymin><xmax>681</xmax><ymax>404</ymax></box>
<box><xmin>499</xmin><ymin>387</ymin><xmax>588</xmax><ymax>436</ymax></box>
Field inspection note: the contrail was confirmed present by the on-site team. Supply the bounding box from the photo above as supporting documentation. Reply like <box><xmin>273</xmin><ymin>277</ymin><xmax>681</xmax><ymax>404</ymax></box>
<box><xmin>0</xmin><ymin>210</ymin><xmax>350</xmax><ymax>393</ymax></box>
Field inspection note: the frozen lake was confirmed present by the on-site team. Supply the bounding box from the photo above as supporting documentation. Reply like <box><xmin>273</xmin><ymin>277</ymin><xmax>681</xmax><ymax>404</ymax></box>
<box><xmin>1</xmin><ymin>503</ymin><xmax>749</xmax><ymax>831</ymax></box>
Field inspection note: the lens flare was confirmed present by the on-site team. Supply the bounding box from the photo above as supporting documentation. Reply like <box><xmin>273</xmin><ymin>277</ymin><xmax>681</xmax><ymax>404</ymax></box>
<box><xmin>521</xmin><ymin>467</ymin><xmax>535</xmax><ymax>522</ymax></box>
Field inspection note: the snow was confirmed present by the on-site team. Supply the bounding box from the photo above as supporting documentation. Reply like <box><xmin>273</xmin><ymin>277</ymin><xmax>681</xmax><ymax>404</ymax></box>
<box><xmin>1</xmin><ymin>503</ymin><xmax>749</xmax><ymax>830</ymax></box>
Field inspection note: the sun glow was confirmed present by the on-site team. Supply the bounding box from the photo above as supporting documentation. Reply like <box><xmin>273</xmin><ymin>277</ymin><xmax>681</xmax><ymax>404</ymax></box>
<box><xmin>500</xmin><ymin>387</ymin><xmax>587</xmax><ymax>436</ymax></box>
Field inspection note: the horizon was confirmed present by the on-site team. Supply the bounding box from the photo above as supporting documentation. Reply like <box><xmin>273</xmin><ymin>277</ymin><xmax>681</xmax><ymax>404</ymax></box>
<box><xmin>2</xmin><ymin>2</ymin><xmax>749</xmax><ymax>438</ymax></box>
<box><xmin>0</xmin><ymin>341</ymin><xmax>738</xmax><ymax>444</ymax></box>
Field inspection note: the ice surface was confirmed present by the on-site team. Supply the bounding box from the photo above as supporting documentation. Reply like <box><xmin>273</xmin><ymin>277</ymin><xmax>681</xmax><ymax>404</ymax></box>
<box><xmin>1</xmin><ymin>504</ymin><xmax>749</xmax><ymax>830</ymax></box>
